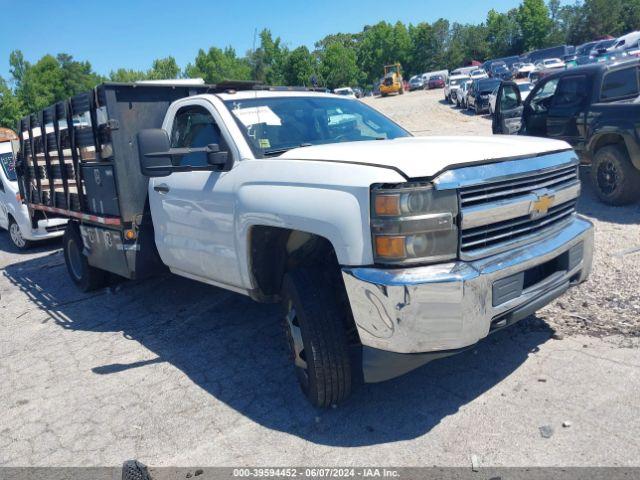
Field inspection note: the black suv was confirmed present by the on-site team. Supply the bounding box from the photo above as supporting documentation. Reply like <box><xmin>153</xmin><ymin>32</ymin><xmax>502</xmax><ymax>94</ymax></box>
<box><xmin>493</xmin><ymin>59</ymin><xmax>640</xmax><ymax>204</ymax></box>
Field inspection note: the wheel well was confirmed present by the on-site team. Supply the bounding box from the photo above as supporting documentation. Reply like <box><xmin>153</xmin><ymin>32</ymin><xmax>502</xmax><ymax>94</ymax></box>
<box><xmin>249</xmin><ymin>225</ymin><xmax>361</xmax><ymax>347</ymax></box>
<box><xmin>592</xmin><ymin>133</ymin><xmax>626</xmax><ymax>156</ymax></box>
<box><xmin>249</xmin><ymin>226</ymin><xmax>340</xmax><ymax>300</ymax></box>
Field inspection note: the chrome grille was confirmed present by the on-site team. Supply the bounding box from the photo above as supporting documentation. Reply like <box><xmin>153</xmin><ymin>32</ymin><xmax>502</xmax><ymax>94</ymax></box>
<box><xmin>458</xmin><ymin>164</ymin><xmax>580</xmax><ymax>259</ymax></box>
<box><xmin>461</xmin><ymin>200</ymin><xmax>576</xmax><ymax>251</ymax></box>
<box><xmin>459</xmin><ymin>165</ymin><xmax>578</xmax><ymax>208</ymax></box>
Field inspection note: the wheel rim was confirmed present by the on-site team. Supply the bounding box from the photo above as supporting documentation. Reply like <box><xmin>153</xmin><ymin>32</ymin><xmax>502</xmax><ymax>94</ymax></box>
<box><xmin>597</xmin><ymin>159</ymin><xmax>619</xmax><ymax>195</ymax></box>
<box><xmin>285</xmin><ymin>301</ymin><xmax>308</xmax><ymax>382</ymax></box>
<box><xmin>10</xmin><ymin>223</ymin><xmax>25</xmax><ymax>248</ymax></box>
<box><xmin>67</xmin><ymin>238</ymin><xmax>84</xmax><ymax>280</ymax></box>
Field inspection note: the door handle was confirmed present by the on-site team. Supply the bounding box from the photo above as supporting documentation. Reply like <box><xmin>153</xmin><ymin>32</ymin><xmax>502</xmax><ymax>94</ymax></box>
<box><xmin>154</xmin><ymin>183</ymin><xmax>170</xmax><ymax>194</ymax></box>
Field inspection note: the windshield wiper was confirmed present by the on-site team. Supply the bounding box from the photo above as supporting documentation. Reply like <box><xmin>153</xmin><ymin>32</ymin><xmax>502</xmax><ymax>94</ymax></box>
<box><xmin>263</xmin><ymin>143</ymin><xmax>312</xmax><ymax>157</ymax></box>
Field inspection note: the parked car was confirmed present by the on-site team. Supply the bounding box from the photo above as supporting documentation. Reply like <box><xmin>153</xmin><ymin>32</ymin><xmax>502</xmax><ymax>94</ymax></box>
<box><xmin>16</xmin><ymin>81</ymin><xmax>594</xmax><ymax>407</ymax></box>
<box><xmin>493</xmin><ymin>59</ymin><xmax>640</xmax><ymax>204</ymax></box>
<box><xmin>515</xmin><ymin>62</ymin><xmax>536</xmax><ymax>78</ymax></box>
<box><xmin>467</xmin><ymin>78</ymin><xmax>502</xmax><ymax>114</ymax></box>
<box><xmin>333</xmin><ymin>87</ymin><xmax>357</xmax><ymax>98</ymax></box>
<box><xmin>450</xmin><ymin>66</ymin><xmax>477</xmax><ymax>76</ymax></box>
<box><xmin>491</xmin><ymin>64</ymin><xmax>514</xmax><ymax>81</ymax></box>
<box><xmin>469</xmin><ymin>69</ymin><xmax>488</xmax><ymax>80</ymax></box>
<box><xmin>0</xmin><ymin>129</ymin><xmax>67</xmax><ymax>249</ymax></box>
<box><xmin>409</xmin><ymin>75</ymin><xmax>425</xmax><ymax>91</ymax></box>
<box><xmin>457</xmin><ymin>79</ymin><xmax>473</xmax><ymax>108</ymax></box>
<box><xmin>422</xmin><ymin>69</ymin><xmax>449</xmax><ymax>85</ymax></box>
<box><xmin>444</xmin><ymin>74</ymin><xmax>469</xmax><ymax>103</ymax></box>
<box><xmin>539</xmin><ymin>58</ymin><xmax>565</xmax><ymax>69</ymax></box>
<box><xmin>428</xmin><ymin>74</ymin><xmax>445</xmax><ymax>89</ymax></box>
<box><xmin>488</xmin><ymin>61</ymin><xmax>507</xmax><ymax>77</ymax></box>
<box><xmin>575</xmin><ymin>41</ymin><xmax>598</xmax><ymax>57</ymax></box>
<box><xmin>590</xmin><ymin>39</ymin><xmax>616</xmax><ymax>56</ymax></box>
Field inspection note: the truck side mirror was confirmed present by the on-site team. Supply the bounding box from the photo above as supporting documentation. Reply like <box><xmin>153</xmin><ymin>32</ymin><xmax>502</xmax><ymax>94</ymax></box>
<box><xmin>137</xmin><ymin>129</ymin><xmax>173</xmax><ymax>177</ymax></box>
<box><xmin>205</xmin><ymin>143</ymin><xmax>230</xmax><ymax>170</ymax></box>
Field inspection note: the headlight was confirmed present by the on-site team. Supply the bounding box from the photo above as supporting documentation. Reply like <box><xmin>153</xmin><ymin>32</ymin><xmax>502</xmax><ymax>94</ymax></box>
<box><xmin>371</xmin><ymin>182</ymin><xmax>459</xmax><ymax>265</ymax></box>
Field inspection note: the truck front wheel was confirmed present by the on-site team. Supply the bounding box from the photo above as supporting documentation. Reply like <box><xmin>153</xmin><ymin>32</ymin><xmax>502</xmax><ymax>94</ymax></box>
<box><xmin>591</xmin><ymin>145</ymin><xmax>640</xmax><ymax>205</ymax></box>
<box><xmin>280</xmin><ymin>268</ymin><xmax>352</xmax><ymax>408</ymax></box>
<box><xmin>63</xmin><ymin>224</ymin><xmax>107</xmax><ymax>292</ymax></box>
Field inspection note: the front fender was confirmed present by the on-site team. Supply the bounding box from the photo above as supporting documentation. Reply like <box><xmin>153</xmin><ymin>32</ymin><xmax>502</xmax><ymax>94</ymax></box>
<box><xmin>232</xmin><ymin>158</ymin><xmax>406</xmax><ymax>289</ymax></box>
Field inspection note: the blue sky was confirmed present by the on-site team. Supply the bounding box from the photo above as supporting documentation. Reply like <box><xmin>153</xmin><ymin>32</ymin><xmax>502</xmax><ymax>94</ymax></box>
<box><xmin>1</xmin><ymin>0</ymin><xmax>541</xmax><ymax>79</ymax></box>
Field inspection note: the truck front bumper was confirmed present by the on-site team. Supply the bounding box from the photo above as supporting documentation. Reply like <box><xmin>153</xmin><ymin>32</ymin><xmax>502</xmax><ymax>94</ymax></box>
<box><xmin>342</xmin><ymin>216</ymin><xmax>594</xmax><ymax>382</ymax></box>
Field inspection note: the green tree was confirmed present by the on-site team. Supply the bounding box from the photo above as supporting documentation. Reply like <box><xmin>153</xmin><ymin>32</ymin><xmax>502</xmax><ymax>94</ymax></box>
<box><xmin>582</xmin><ymin>0</ymin><xmax>624</xmax><ymax>38</ymax></box>
<box><xmin>185</xmin><ymin>46</ymin><xmax>251</xmax><ymax>83</ymax></box>
<box><xmin>109</xmin><ymin>68</ymin><xmax>148</xmax><ymax>82</ymax></box>
<box><xmin>517</xmin><ymin>0</ymin><xmax>553</xmax><ymax>51</ymax></box>
<box><xmin>147</xmin><ymin>56</ymin><xmax>180</xmax><ymax>80</ymax></box>
<box><xmin>282</xmin><ymin>46</ymin><xmax>316</xmax><ymax>86</ymax></box>
<box><xmin>249</xmin><ymin>29</ymin><xmax>289</xmax><ymax>85</ymax></box>
<box><xmin>320</xmin><ymin>42</ymin><xmax>363</xmax><ymax>89</ymax></box>
<box><xmin>357</xmin><ymin>22</ymin><xmax>400</xmax><ymax>84</ymax></box>
<box><xmin>486</xmin><ymin>9</ymin><xmax>522</xmax><ymax>57</ymax></box>
<box><xmin>0</xmin><ymin>77</ymin><xmax>22</xmax><ymax>130</ymax></box>
<box><xmin>621</xmin><ymin>0</ymin><xmax>640</xmax><ymax>33</ymax></box>
<box><xmin>11</xmin><ymin>51</ymin><xmax>102</xmax><ymax>113</ymax></box>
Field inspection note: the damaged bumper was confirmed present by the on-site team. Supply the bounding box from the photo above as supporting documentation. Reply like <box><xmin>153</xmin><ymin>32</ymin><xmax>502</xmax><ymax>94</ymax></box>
<box><xmin>342</xmin><ymin>216</ymin><xmax>594</xmax><ymax>382</ymax></box>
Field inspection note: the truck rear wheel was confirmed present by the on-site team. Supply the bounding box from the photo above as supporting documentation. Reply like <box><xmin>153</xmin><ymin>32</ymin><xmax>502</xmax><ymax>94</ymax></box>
<box><xmin>591</xmin><ymin>145</ymin><xmax>640</xmax><ymax>205</ymax></box>
<box><xmin>280</xmin><ymin>267</ymin><xmax>352</xmax><ymax>408</ymax></box>
<box><xmin>63</xmin><ymin>224</ymin><xmax>107</xmax><ymax>292</ymax></box>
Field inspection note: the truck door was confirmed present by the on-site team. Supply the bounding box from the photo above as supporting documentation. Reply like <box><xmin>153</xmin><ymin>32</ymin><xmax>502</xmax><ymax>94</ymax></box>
<box><xmin>521</xmin><ymin>78</ymin><xmax>559</xmax><ymax>137</ymax></box>
<box><xmin>148</xmin><ymin>101</ymin><xmax>242</xmax><ymax>288</ymax></box>
<box><xmin>492</xmin><ymin>82</ymin><xmax>523</xmax><ymax>134</ymax></box>
<box><xmin>546</xmin><ymin>74</ymin><xmax>589</xmax><ymax>147</ymax></box>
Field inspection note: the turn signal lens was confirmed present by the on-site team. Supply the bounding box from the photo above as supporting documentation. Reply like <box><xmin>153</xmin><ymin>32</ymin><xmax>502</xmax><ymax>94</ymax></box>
<box><xmin>374</xmin><ymin>194</ymin><xmax>401</xmax><ymax>216</ymax></box>
<box><xmin>374</xmin><ymin>235</ymin><xmax>406</xmax><ymax>259</ymax></box>
<box><xmin>15</xmin><ymin>193</ymin><xmax>22</xmax><ymax>203</ymax></box>
<box><xmin>124</xmin><ymin>229</ymin><xmax>137</xmax><ymax>240</ymax></box>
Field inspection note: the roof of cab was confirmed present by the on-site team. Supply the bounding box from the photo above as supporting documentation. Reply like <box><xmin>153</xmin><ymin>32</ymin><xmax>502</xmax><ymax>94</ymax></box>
<box><xmin>215</xmin><ymin>89</ymin><xmax>345</xmax><ymax>101</ymax></box>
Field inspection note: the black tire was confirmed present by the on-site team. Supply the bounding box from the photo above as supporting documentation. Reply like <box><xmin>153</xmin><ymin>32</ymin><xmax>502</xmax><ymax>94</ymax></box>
<box><xmin>280</xmin><ymin>267</ymin><xmax>352</xmax><ymax>408</ymax></box>
<box><xmin>63</xmin><ymin>223</ymin><xmax>107</xmax><ymax>292</ymax></box>
<box><xmin>8</xmin><ymin>217</ymin><xmax>32</xmax><ymax>250</ymax></box>
<box><xmin>591</xmin><ymin>144</ymin><xmax>640</xmax><ymax>205</ymax></box>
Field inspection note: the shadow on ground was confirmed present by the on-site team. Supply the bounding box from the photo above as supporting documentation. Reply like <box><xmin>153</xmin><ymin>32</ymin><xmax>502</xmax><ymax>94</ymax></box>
<box><xmin>0</xmin><ymin>230</ymin><xmax>61</xmax><ymax>257</ymax></box>
<box><xmin>3</xmin><ymin>234</ymin><xmax>553</xmax><ymax>447</ymax></box>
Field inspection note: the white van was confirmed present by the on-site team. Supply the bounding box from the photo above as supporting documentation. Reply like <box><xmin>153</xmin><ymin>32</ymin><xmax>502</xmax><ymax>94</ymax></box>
<box><xmin>608</xmin><ymin>31</ymin><xmax>640</xmax><ymax>52</ymax></box>
<box><xmin>0</xmin><ymin>135</ymin><xmax>67</xmax><ymax>249</ymax></box>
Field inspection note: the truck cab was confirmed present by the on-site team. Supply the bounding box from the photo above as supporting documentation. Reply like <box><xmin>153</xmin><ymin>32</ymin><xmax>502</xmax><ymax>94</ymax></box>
<box><xmin>17</xmin><ymin>82</ymin><xmax>594</xmax><ymax>407</ymax></box>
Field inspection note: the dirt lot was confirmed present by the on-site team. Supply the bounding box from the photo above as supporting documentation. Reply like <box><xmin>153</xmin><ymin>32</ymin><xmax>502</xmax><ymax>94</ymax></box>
<box><xmin>2</xmin><ymin>89</ymin><xmax>640</xmax><ymax>468</ymax></box>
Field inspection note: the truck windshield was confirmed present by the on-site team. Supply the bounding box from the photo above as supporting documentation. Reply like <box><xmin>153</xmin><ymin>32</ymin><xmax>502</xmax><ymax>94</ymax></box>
<box><xmin>224</xmin><ymin>96</ymin><xmax>410</xmax><ymax>157</ymax></box>
<box><xmin>0</xmin><ymin>151</ymin><xmax>16</xmax><ymax>181</ymax></box>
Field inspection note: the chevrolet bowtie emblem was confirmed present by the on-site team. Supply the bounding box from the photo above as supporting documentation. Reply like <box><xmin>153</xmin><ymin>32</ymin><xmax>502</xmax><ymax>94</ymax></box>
<box><xmin>531</xmin><ymin>192</ymin><xmax>555</xmax><ymax>219</ymax></box>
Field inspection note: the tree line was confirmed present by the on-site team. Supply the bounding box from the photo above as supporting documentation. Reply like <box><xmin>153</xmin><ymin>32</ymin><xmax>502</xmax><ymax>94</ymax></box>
<box><xmin>2</xmin><ymin>0</ymin><xmax>640</xmax><ymax>129</ymax></box>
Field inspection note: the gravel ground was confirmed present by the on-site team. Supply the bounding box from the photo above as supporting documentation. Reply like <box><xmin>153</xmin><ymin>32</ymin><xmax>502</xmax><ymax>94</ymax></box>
<box><xmin>363</xmin><ymin>89</ymin><xmax>640</xmax><ymax>341</ymax></box>
<box><xmin>1</xmin><ymin>89</ymin><xmax>639</xmax><ymax>468</ymax></box>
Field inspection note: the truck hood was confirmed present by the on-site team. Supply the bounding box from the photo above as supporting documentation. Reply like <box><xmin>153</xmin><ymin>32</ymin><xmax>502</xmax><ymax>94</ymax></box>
<box><xmin>279</xmin><ymin>136</ymin><xmax>571</xmax><ymax>179</ymax></box>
